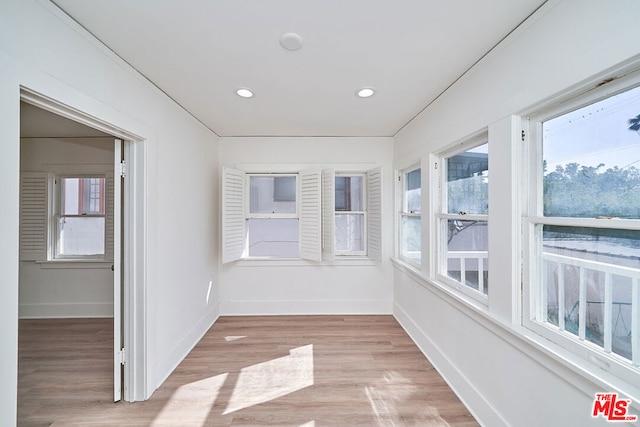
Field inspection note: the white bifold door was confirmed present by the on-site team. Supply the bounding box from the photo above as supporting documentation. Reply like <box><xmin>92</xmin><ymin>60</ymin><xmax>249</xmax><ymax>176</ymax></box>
<box><xmin>113</xmin><ymin>139</ymin><xmax>124</xmax><ymax>402</ymax></box>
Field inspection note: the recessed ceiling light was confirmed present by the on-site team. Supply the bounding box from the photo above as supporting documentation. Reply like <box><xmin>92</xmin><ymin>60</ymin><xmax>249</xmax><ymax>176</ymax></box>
<box><xmin>235</xmin><ymin>88</ymin><xmax>254</xmax><ymax>98</ymax></box>
<box><xmin>356</xmin><ymin>88</ymin><xmax>375</xmax><ymax>98</ymax></box>
<box><xmin>279</xmin><ymin>32</ymin><xmax>303</xmax><ymax>51</ymax></box>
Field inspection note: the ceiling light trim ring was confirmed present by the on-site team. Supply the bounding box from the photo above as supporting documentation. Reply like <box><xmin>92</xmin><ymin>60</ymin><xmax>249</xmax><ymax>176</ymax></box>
<box><xmin>235</xmin><ymin>88</ymin><xmax>255</xmax><ymax>98</ymax></box>
<box><xmin>356</xmin><ymin>88</ymin><xmax>375</xmax><ymax>98</ymax></box>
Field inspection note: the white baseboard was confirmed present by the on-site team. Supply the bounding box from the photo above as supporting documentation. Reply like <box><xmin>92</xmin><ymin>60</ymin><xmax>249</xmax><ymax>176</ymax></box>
<box><xmin>19</xmin><ymin>302</ymin><xmax>114</xmax><ymax>318</ymax></box>
<box><xmin>153</xmin><ymin>308</ymin><xmax>220</xmax><ymax>391</ymax></box>
<box><xmin>220</xmin><ymin>299</ymin><xmax>393</xmax><ymax>315</ymax></box>
<box><xmin>393</xmin><ymin>302</ymin><xmax>506</xmax><ymax>427</ymax></box>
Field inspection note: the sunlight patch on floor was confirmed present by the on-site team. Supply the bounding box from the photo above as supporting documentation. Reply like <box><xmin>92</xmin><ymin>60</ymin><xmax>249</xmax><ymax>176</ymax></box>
<box><xmin>152</xmin><ymin>373</ymin><xmax>228</xmax><ymax>426</ymax></box>
<box><xmin>365</xmin><ymin>371</ymin><xmax>449</xmax><ymax>426</ymax></box>
<box><xmin>224</xmin><ymin>344</ymin><xmax>314</xmax><ymax>414</ymax></box>
<box><xmin>224</xmin><ymin>335</ymin><xmax>247</xmax><ymax>342</ymax></box>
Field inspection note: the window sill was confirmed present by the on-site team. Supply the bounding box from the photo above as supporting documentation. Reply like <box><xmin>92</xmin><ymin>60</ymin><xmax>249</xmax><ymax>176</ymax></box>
<box><xmin>33</xmin><ymin>260</ymin><xmax>113</xmax><ymax>269</ymax></box>
<box><xmin>391</xmin><ymin>257</ymin><xmax>640</xmax><ymax>406</ymax></box>
<box><xmin>391</xmin><ymin>257</ymin><xmax>488</xmax><ymax>312</ymax></box>
<box><xmin>234</xmin><ymin>256</ymin><xmax>379</xmax><ymax>267</ymax></box>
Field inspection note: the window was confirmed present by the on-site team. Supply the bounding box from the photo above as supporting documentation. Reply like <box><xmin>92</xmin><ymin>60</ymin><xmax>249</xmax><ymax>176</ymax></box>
<box><xmin>526</xmin><ymin>80</ymin><xmax>640</xmax><ymax>383</ymax></box>
<box><xmin>335</xmin><ymin>175</ymin><xmax>366</xmax><ymax>255</ymax></box>
<box><xmin>247</xmin><ymin>175</ymin><xmax>299</xmax><ymax>258</ymax></box>
<box><xmin>55</xmin><ymin>176</ymin><xmax>106</xmax><ymax>258</ymax></box>
<box><xmin>222</xmin><ymin>166</ymin><xmax>382</xmax><ymax>263</ymax></box>
<box><xmin>399</xmin><ymin>167</ymin><xmax>421</xmax><ymax>265</ymax></box>
<box><xmin>19</xmin><ymin>172</ymin><xmax>113</xmax><ymax>262</ymax></box>
<box><xmin>437</xmin><ymin>142</ymin><xmax>488</xmax><ymax>298</ymax></box>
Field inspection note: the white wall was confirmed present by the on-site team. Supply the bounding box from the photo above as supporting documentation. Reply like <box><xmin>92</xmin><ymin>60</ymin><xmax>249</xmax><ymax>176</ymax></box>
<box><xmin>393</xmin><ymin>0</ymin><xmax>640</xmax><ymax>426</ymax></box>
<box><xmin>19</xmin><ymin>137</ymin><xmax>115</xmax><ymax>318</ymax></box>
<box><xmin>219</xmin><ymin>137</ymin><xmax>394</xmax><ymax>315</ymax></box>
<box><xmin>0</xmin><ymin>1</ymin><xmax>219</xmax><ymax>424</ymax></box>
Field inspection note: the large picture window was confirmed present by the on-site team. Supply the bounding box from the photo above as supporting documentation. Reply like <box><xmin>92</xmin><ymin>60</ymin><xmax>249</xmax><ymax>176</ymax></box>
<box><xmin>437</xmin><ymin>142</ymin><xmax>489</xmax><ymax>298</ymax></box>
<box><xmin>527</xmin><ymin>81</ymin><xmax>640</xmax><ymax>382</ymax></box>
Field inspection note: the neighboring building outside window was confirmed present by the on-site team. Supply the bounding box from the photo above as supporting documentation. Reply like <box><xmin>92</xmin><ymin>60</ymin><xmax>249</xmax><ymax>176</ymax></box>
<box><xmin>399</xmin><ymin>166</ymin><xmax>421</xmax><ymax>266</ymax></box>
<box><xmin>335</xmin><ymin>174</ymin><xmax>366</xmax><ymax>255</ymax></box>
<box><xmin>437</xmin><ymin>142</ymin><xmax>489</xmax><ymax>298</ymax></box>
<box><xmin>56</xmin><ymin>176</ymin><xmax>106</xmax><ymax>259</ymax></box>
<box><xmin>247</xmin><ymin>174</ymin><xmax>299</xmax><ymax>258</ymax></box>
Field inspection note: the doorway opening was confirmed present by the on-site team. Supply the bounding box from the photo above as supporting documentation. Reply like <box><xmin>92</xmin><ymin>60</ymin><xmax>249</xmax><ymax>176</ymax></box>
<box><xmin>18</xmin><ymin>89</ymin><xmax>146</xmax><ymax>408</ymax></box>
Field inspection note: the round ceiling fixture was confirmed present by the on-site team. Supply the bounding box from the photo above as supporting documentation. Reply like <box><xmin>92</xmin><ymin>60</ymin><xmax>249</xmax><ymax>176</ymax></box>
<box><xmin>279</xmin><ymin>32</ymin><xmax>303</xmax><ymax>51</ymax></box>
<box><xmin>235</xmin><ymin>88</ymin><xmax>254</xmax><ymax>98</ymax></box>
<box><xmin>356</xmin><ymin>88</ymin><xmax>375</xmax><ymax>98</ymax></box>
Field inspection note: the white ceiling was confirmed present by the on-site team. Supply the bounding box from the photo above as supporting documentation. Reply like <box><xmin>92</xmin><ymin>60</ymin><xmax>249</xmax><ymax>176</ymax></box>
<box><xmin>51</xmin><ymin>0</ymin><xmax>545</xmax><ymax>137</ymax></box>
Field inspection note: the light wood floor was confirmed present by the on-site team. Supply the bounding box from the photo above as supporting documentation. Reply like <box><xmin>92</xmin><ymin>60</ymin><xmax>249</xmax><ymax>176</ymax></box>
<box><xmin>18</xmin><ymin>316</ymin><xmax>478</xmax><ymax>426</ymax></box>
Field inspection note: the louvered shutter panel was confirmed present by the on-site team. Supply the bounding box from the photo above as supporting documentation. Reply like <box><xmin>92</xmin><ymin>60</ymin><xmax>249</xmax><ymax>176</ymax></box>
<box><xmin>367</xmin><ymin>166</ymin><xmax>383</xmax><ymax>261</ymax></box>
<box><xmin>20</xmin><ymin>172</ymin><xmax>50</xmax><ymax>261</ymax></box>
<box><xmin>299</xmin><ymin>169</ymin><xmax>322</xmax><ymax>262</ymax></box>
<box><xmin>222</xmin><ymin>167</ymin><xmax>246</xmax><ymax>263</ymax></box>
<box><xmin>321</xmin><ymin>168</ymin><xmax>335</xmax><ymax>261</ymax></box>
<box><xmin>105</xmin><ymin>173</ymin><xmax>115</xmax><ymax>261</ymax></box>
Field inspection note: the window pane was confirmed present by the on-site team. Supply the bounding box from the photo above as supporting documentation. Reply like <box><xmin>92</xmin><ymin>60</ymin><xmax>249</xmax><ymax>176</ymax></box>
<box><xmin>335</xmin><ymin>213</ymin><xmax>364</xmax><ymax>252</ymax></box>
<box><xmin>542</xmin><ymin>225</ymin><xmax>640</xmax><ymax>361</ymax></box>
<box><xmin>249</xmin><ymin>176</ymin><xmax>296</xmax><ymax>214</ymax></box>
<box><xmin>335</xmin><ymin>176</ymin><xmax>363</xmax><ymax>211</ymax></box>
<box><xmin>63</xmin><ymin>177</ymin><xmax>105</xmax><ymax>215</ymax></box>
<box><xmin>405</xmin><ymin>169</ymin><xmax>421</xmax><ymax>213</ymax></box>
<box><xmin>444</xmin><ymin>219</ymin><xmax>488</xmax><ymax>294</ymax></box>
<box><xmin>247</xmin><ymin>218</ymin><xmax>299</xmax><ymax>257</ymax></box>
<box><xmin>543</xmin><ymin>85</ymin><xmax>640</xmax><ymax>219</ymax></box>
<box><xmin>400</xmin><ymin>215</ymin><xmax>421</xmax><ymax>263</ymax></box>
<box><xmin>57</xmin><ymin>217</ymin><xmax>105</xmax><ymax>256</ymax></box>
<box><xmin>447</xmin><ymin>144</ymin><xmax>488</xmax><ymax>215</ymax></box>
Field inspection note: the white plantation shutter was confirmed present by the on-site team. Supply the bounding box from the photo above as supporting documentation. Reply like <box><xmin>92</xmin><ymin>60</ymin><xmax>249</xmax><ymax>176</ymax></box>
<box><xmin>321</xmin><ymin>168</ymin><xmax>335</xmax><ymax>261</ymax></box>
<box><xmin>367</xmin><ymin>166</ymin><xmax>383</xmax><ymax>261</ymax></box>
<box><xmin>20</xmin><ymin>172</ymin><xmax>50</xmax><ymax>261</ymax></box>
<box><xmin>105</xmin><ymin>173</ymin><xmax>115</xmax><ymax>261</ymax></box>
<box><xmin>222</xmin><ymin>167</ymin><xmax>246</xmax><ymax>263</ymax></box>
<box><xmin>299</xmin><ymin>169</ymin><xmax>322</xmax><ymax>261</ymax></box>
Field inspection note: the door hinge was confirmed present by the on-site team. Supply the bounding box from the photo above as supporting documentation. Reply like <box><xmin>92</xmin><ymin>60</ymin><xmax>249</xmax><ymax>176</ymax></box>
<box><xmin>118</xmin><ymin>160</ymin><xmax>127</xmax><ymax>178</ymax></box>
<box><xmin>521</xmin><ymin>130</ymin><xmax>526</xmax><ymax>142</ymax></box>
<box><xmin>119</xmin><ymin>348</ymin><xmax>126</xmax><ymax>365</ymax></box>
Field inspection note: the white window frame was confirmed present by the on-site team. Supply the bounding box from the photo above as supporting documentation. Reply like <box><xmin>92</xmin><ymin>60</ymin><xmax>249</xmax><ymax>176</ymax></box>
<box><xmin>523</xmin><ymin>70</ymin><xmax>640</xmax><ymax>390</ymax></box>
<box><xmin>19</xmin><ymin>170</ymin><xmax>113</xmax><ymax>263</ymax></box>
<box><xmin>245</xmin><ymin>173</ymin><xmax>299</xmax><ymax>259</ymax></box>
<box><xmin>334</xmin><ymin>173</ymin><xmax>367</xmax><ymax>256</ymax></box>
<box><xmin>398</xmin><ymin>165</ymin><xmax>421</xmax><ymax>268</ymax></box>
<box><xmin>435</xmin><ymin>135</ymin><xmax>489</xmax><ymax>304</ymax></box>
<box><xmin>246</xmin><ymin>173</ymin><xmax>298</xmax><ymax>220</ymax></box>
<box><xmin>222</xmin><ymin>166</ymin><xmax>382</xmax><ymax>264</ymax></box>
<box><xmin>53</xmin><ymin>174</ymin><xmax>108</xmax><ymax>260</ymax></box>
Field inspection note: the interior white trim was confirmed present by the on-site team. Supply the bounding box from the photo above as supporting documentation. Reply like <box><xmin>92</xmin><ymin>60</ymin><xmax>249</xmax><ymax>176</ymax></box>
<box><xmin>18</xmin><ymin>302</ymin><xmax>114</xmax><ymax>319</ymax></box>
<box><xmin>19</xmin><ymin>87</ymin><xmax>148</xmax><ymax>402</ymax></box>
<box><xmin>391</xmin><ymin>258</ymin><xmax>640</xmax><ymax>407</ymax></box>
<box><xmin>393</xmin><ymin>303</ymin><xmax>505</xmax><ymax>426</ymax></box>
<box><xmin>220</xmin><ymin>299</ymin><xmax>393</xmax><ymax>316</ymax></box>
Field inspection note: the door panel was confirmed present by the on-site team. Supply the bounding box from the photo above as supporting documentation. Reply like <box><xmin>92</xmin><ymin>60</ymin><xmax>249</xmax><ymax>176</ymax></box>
<box><xmin>113</xmin><ymin>139</ymin><xmax>123</xmax><ymax>402</ymax></box>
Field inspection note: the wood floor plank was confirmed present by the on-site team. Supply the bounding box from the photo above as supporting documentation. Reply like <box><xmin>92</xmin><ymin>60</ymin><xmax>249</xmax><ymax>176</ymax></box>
<box><xmin>18</xmin><ymin>316</ymin><xmax>478</xmax><ymax>426</ymax></box>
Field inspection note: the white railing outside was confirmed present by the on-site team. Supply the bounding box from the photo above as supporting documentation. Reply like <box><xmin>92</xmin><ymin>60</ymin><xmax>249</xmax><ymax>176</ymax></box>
<box><xmin>543</xmin><ymin>252</ymin><xmax>640</xmax><ymax>365</ymax></box>
<box><xmin>447</xmin><ymin>250</ymin><xmax>488</xmax><ymax>293</ymax></box>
